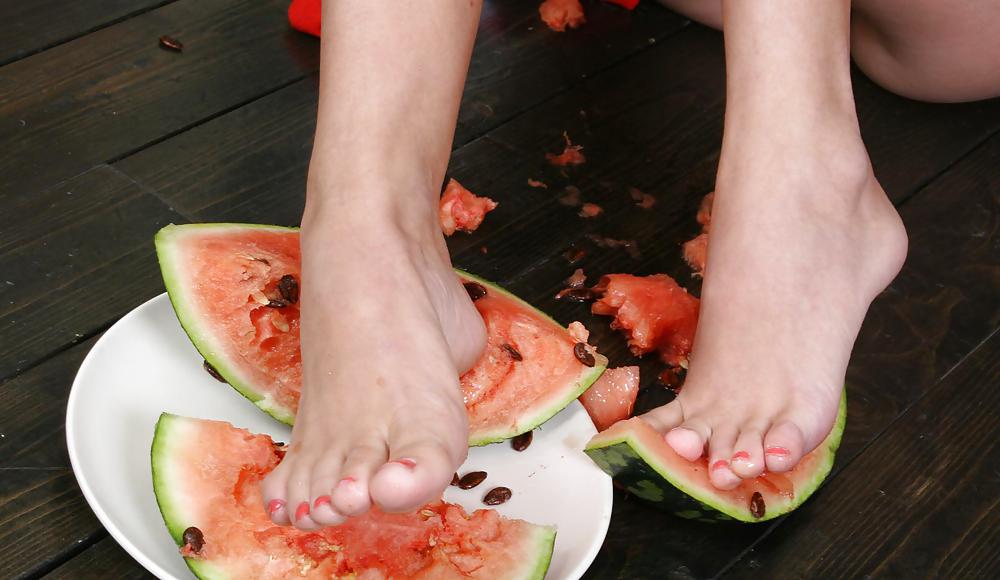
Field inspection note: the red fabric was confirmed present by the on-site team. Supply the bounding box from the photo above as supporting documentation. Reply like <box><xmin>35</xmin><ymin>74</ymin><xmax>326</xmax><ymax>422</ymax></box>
<box><xmin>606</xmin><ymin>0</ymin><xmax>640</xmax><ymax>9</ymax></box>
<box><xmin>288</xmin><ymin>0</ymin><xmax>322</xmax><ymax>37</ymax></box>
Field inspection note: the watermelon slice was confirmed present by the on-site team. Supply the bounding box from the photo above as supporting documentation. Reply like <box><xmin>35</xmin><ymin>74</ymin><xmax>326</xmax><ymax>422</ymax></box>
<box><xmin>152</xmin><ymin>413</ymin><xmax>555</xmax><ymax>579</ymax></box>
<box><xmin>154</xmin><ymin>224</ymin><xmax>607</xmax><ymax>445</ymax></box>
<box><xmin>584</xmin><ymin>394</ymin><xmax>846</xmax><ymax>522</ymax></box>
<box><xmin>578</xmin><ymin>366</ymin><xmax>640</xmax><ymax>431</ymax></box>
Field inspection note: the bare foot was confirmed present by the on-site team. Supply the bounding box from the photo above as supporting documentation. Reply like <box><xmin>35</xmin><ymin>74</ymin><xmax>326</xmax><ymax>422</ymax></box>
<box><xmin>260</xmin><ymin>201</ymin><xmax>486</xmax><ymax>529</ymax></box>
<box><xmin>645</xmin><ymin>134</ymin><xmax>907</xmax><ymax>490</ymax></box>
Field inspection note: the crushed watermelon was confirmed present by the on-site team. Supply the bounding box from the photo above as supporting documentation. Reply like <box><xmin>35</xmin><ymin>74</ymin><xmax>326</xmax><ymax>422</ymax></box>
<box><xmin>591</xmin><ymin>274</ymin><xmax>700</xmax><ymax>367</ymax></box>
<box><xmin>579</xmin><ymin>366</ymin><xmax>640</xmax><ymax>431</ymax></box>
<box><xmin>545</xmin><ymin>132</ymin><xmax>586</xmax><ymax>167</ymax></box>
<box><xmin>682</xmin><ymin>192</ymin><xmax>715</xmax><ymax>276</ymax></box>
<box><xmin>538</xmin><ymin>0</ymin><xmax>586</xmax><ymax>32</ymax></box>
<box><xmin>439</xmin><ymin>178</ymin><xmax>498</xmax><ymax>236</ymax></box>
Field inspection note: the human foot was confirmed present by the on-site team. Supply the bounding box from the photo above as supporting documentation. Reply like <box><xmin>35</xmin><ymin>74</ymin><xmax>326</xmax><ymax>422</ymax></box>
<box><xmin>261</xmin><ymin>207</ymin><xmax>487</xmax><ymax>529</ymax></box>
<box><xmin>645</xmin><ymin>139</ymin><xmax>907</xmax><ymax>490</ymax></box>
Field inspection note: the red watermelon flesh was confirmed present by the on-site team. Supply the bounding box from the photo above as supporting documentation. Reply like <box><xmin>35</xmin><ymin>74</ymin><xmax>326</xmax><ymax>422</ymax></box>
<box><xmin>579</xmin><ymin>366</ymin><xmax>640</xmax><ymax>431</ymax></box>
<box><xmin>152</xmin><ymin>414</ymin><xmax>555</xmax><ymax>579</ymax></box>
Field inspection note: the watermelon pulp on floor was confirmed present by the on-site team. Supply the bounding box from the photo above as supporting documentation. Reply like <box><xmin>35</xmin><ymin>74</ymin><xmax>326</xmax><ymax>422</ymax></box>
<box><xmin>154</xmin><ymin>224</ymin><xmax>607</xmax><ymax>445</ymax></box>
<box><xmin>152</xmin><ymin>414</ymin><xmax>555</xmax><ymax>579</ymax></box>
<box><xmin>584</xmin><ymin>394</ymin><xmax>846</xmax><ymax>522</ymax></box>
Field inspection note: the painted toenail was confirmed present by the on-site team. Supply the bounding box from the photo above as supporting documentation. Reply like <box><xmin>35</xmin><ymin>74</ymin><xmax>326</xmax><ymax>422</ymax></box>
<box><xmin>337</xmin><ymin>476</ymin><xmax>356</xmax><ymax>487</ymax></box>
<box><xmin>267</xmin><ymin>499</ymin><xmax>285</xmax><ymax>514</ymax></box>
<box><xmin>711</xmin><ymin>459</ymin><xmax>730</xmax><ymax>471</ymax></box>
<box><xmin>394</xmin><ymin>458</ymin><xmax>417</xmax><ymax>469</ymax></box>
<box><xmin>314</xmin><ymin>495</ymin><xmax>332</xmax><ymax>510</ymax></box>
<box><xmin>295</xmin><ymin>501</ymin><xmax>310</xmax><ymax>521</ymax></box>
<box><xmin>732</xmin><ymin>451</ymin><xmax>751</xmax><ymax>462</ymax></box>
<box><xmin>765</xmin><ymin>446</ymin><xmax>791</xmax><ymax>457</ymax></box>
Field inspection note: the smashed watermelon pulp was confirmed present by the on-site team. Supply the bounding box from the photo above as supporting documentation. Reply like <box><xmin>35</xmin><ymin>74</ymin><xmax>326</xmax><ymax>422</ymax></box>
<box><xmin>152</xmin><ymin>414</ymin><xmax>555</xmax><ymax>579</ymax></box>
<box><xmin>578</xmin><ymin>366</ymin><xmax>640</xmax><ymax>432</ymax></box>
<box><xmin>154</xmin><ymin>224</ymin><xmax>606</xmax><ymax>445</ymax></box>
<box><xmin>584</xmin><ymin>394</ymin><xmax>846</xmax><ymax>523</ymax></box>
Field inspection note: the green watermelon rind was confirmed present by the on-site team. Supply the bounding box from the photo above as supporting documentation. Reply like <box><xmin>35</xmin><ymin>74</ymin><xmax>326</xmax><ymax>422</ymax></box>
<box><xmin>155</xmin><ymin>223</ymin><xmax>299</xmax><ymax>425</ymax></box>
<box><xmin>584</xmin><ymin>393</ymin><xmax>847</xmax><ymax>523</ymax></box>
<box><xmin>151</xmin><ymin>413</ymin><xmax>557</xmax><ymax>580</ymax></box>
<box><xmin>155</xmin><ymin>223</ymin><xmax>607</xmax><ymax>444</ymax></box>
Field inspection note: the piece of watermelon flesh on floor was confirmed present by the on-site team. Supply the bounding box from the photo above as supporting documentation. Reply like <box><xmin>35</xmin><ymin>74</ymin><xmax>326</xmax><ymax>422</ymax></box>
<box><xmin>584</xmin><ymin>393</ymin><xmax>846</xmax><ymax>522</ymax></box>
<box><xmin>152</xmin><ymin>414</ymin><xmax>555</xmax><ymax>579</ymax></box>
<box><xmin>579</xmin><ymin>366</ymin><xmax>640</xmax><ymax>431</ymax></box>
<box><xmin>154</xmin><ymin>224</ymin><xmax>607</xmax><ymax>445</ymax></box>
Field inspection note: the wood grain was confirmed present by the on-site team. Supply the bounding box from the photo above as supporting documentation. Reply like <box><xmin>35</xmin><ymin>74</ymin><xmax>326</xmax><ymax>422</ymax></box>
<box><xmin>45</xmin><ymin>536</ymin><xmax>155</xmax><ymax>580</ymax></box>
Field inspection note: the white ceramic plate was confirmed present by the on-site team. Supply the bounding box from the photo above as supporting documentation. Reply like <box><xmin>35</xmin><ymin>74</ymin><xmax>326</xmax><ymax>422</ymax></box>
<box><xmin>67</xmin><ymin>293</ymin><xmax>613</xmax><ymax>579</ymax></box>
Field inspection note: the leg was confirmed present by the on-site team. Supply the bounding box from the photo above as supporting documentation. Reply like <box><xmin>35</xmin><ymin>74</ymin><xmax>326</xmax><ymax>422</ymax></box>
<box><xmin>645</xmin><ymin>1</ymin><xmax>908</xmax><ymax>489</ymax></box>
<box><xmin>261</xmin><ymin>0</ymin><xmax>486</xmax><ymax>529</ymax></box>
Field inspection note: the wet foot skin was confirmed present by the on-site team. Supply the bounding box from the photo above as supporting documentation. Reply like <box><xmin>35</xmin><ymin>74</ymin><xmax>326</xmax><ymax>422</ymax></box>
<box><xmin>644</xmin><ymin>2</ymin><xmax>908</xmax><ymax>490</ymax></box>
<box><xmin>260</xmin><ymin>208</ymin><xmax>487</xmax><ymax>529</ymax></box>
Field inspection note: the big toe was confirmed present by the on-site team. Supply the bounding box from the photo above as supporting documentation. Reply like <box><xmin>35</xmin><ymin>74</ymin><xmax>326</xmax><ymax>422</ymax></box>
<box><xmin>370</xmin><ymin>440</ymin><xmax>464</xmax><ymax>513</ymax></box>
<box><xmin>763</xmin><ymin>421</ymin><xmax>805</xmax><ymax>473</ymax></box>
<box><xmin>664</xmin><ymin>423</ymin><xmax>708</xmax><ymax>463</ymax></box>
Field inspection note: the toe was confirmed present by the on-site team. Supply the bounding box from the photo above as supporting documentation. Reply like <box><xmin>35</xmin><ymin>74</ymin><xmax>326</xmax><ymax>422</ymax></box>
<box><xmin>331</xmin><ymin>443</ymin><xmax>387</xmax><ymax>517</ymax></box>
<box><xmin>664</xmin><ymin>420</ymin><xmax>709</xmax><ymax>462</ymax></box>
<box><xmin>706</xmin><ymin>428</ymin><xmax>741</xmax><ymax>490</ymax></box>
<box><xmin>641</xmin><ymin>399</ymin><xmax>684</xmax><ymax>433</ymax></box>
<box><xmin>370</xmin><ymin>440</ymin><xmax>462</xmax><ymax>513</ymax></box>
<box><xmin>286</xmin><ymin>462</ymin><xmax>322</xmax><ymax>530</ymax></box>
<box><xmin>308</xmin><ymin>454</ymin><xmax>348</xmax><ymax>526</ymax></box>
<box><xmin>729</xmin><ymin>429</ymin><xmax>766</xmax><ymax>479</ymax></box>
<box><xmin>261</xmin><ymin>457</ymin><xmax>294</xmax><ymax>526</ymax></box>
<box><xmin>763</xmin><ymin>420</ymin><xmax>805</xmax><ymax>473</ymax></box>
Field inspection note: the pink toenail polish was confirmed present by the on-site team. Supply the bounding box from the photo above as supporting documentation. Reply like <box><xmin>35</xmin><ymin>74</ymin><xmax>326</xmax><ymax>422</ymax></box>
<box><xmin>732</xmin><ymin>451</ymin><xmax>751</xmax><ymax>462</ymax></box>
<box><xmin>765</xmin><ymin>446</ymin><xmax>791</xmax><ymax>457</ymax></box>
<box><xmin>314</xmin><ymin>495</ymin><xmax>332</xmax><ymax>510</ymax></box>
<box><xmin>295</xmin><ymin>501</ymin><xmax>310</xmax><ymax>521</ymax></box>
<box><xmin>395</xmin><ymin>458</ymin><xmax>417</xmax><ymax>469</ymax></box>
<box><xmin>711</xmin><ymin>460</ymin><xmax>730</xmax><ymax>471</ymax></box>
<box><xmin>337</xmin><ymin>476</ymin><xmax>356</xmax><ymax>487</ymax></box>
<box><xmin>267</xmin><ymin>499</ymin><xmax>285</xmax><ymax>514</ymax></box>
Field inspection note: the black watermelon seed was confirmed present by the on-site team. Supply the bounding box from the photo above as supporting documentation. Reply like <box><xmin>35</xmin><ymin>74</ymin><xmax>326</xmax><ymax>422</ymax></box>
<box><xmin>464</xmin><ymin>282</ymin><xmax>487</xmax><ymax>301</ymax></box>
<box><xmin>202</xmin><ymin>360</ymin><xmax>227</xmax><ymax>383</ymax></box>
<box><xmin>511</xmin><ymin>431</ymin><xmax>533</xmax><ymax>452</ymax></box>
<box><xmin>182</xmin><ymin>526</ymin><xmax>205</xmax><ymax>553</ymax></box>
<box><xmin>483</xmin><ymin>487</ymin><xmax>512</xmax><ymax>506</ymax></box>
<box><xmin>278</xmin><ymin>274</ymin><xmax>299</xmax><ymax>303</ymax></box>
<box><xmin>501</xmin><ymin>343</ymin><xmax>523</xmax><ymax>361</ymax></box>
<box><xmin>750</xmin><ymin>492</ymin><xmax>766</xmax><ymax>519</ymax></box>
<box><xmin>451</xmin><ymin>473</ymin><xmax>461</xmax><ymax>487</ymax></box>
<box><xmin>573</xmin><ymin>342</ymin><xmax>596</xmax><ymax>367</ymax></box>
<box><xmin>159</xmin><ymin>35</ymin><xmax>184</xmax><ymax>52</ymax></box>
<box><xmin>458</xmin><ymin>471</ymin><xmax>488</xmax><ymax>490</ymax></box>
<box><xmin>561</xmin><ymin>288</ymin><xmax>596</xmax><ymax>302</ymax></box>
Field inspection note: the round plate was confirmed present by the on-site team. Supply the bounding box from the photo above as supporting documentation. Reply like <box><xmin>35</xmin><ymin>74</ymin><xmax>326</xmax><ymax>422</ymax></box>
<box><xmin>67</xmin><ymin>294</ymin><xmax>613</xmax><ymax>579</ymax></box>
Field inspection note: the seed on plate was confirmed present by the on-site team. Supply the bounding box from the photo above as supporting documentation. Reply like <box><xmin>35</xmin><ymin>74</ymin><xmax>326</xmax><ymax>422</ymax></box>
<box><xmin>749</xmin><ymin>492</ymin><xmax>766</xmax><ymax>519</ymax></box>
<box><xmin>450</xmin><ymin>473</ymin><xmax>460</xmax><ymax>486</ymax></box>
<box><xmin>159</xmin><ymin>35</ymin><xmax>184</xmax><ymax>52</ymax></box>
<box><xmin>203</xmin><ymin>360</ymin><xmax>227</xmax><ymax>383</ymax></box>
<box><xmin>511</xmin><ymin>431</ymin><xmax>533</xmax><ymax>452</ymax></box>
<box><xmin>278</xmin><ymin>275</ymin><xmax>299</xmax><ymax>303</ymax></box>
<box><xmin>501</xmin><ymin>343</ymin><xmax>523</xmax><ymax>361</ymax></box>
<box><xmin>458</xmin><ymin>471</ymin><xmax>488</xmax><ymax>490</ymax></box>
<box><xmin>573</xmin><ymin>342</ymin><xmax>596</xmax><ymax>367</ymax></box>
<box><xmin>483</xmin><ymin>487</ymin><xmax>512</xmax><ymax>506</ymax></box>
<box><xmin>463</xmin><ymin>282</ymin><xmax>487</xmax><ymax>301</ymax></box>
<box><xmin>182</xmin><ymin>526</ymin><xmax>205</xmax><ymax>553</ymax></box>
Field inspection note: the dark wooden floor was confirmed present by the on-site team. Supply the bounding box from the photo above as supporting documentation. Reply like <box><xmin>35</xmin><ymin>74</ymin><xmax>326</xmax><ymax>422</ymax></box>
<box><xmin>2</xmin><ymin>1</ymin><xmax>998</xmax><ymax>578</ymax></box>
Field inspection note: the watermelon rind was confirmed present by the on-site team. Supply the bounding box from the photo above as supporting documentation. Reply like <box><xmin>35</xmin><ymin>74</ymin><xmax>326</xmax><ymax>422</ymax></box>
<box><xmin>150</xmin><ymin>413</ymin><xmax>557</xmax><ymax>580</ymax></box>
<box><xmin>584</xmin><ymin>393</ymin><xmax>847</xmax><ymax>523</ymax></box>
<box><xmin>155</xmin><ymin>223</ymin><xmax>607</xmax><ymax>444</ymax></box>
<box><xmin>155</xmin><ymin>223</ymin><xmax>298</xmax><ymax>425</ymax></box>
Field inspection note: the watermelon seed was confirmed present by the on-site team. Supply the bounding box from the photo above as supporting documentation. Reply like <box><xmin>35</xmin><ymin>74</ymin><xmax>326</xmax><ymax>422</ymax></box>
<box><xmin>563</xmin><ymin>247</ymin><xmax>587</xmax><ymax>264</ymax></box>
<box><xmin>278</xmin><ymin>275</ymin><xmax>299</xmax><ymax>303</ymax></box>
<box><xmin>159</xmin><ymin>35</ymin><xmax>184</xmax><ymax>52</ymax></box>
<box><xmin>266</xmin><ymin>299</ymin><xmax>288</xmax><ymax>308</ymax></box>
<box><xmin>511</xmin><ymin>431</ymin><xmax>533</xmax><ymax>451</ymax></box>
<box><xmin>450</xmin><ymin>473</ymin><xmax>460</xmax><ymax>486</ymax></box>
<box><xmin>202</xmin><ymin>360</ymin><xmax>227</xmax><ymax>383</ymax></box>
<box><xmin>750</xmin><ymin>492</ymin><xmax>766</xmax><ymax>519</ymax></box>
<box><xmin>182</xmin><ymin>526</ymin><xmax>205</xmax><ymax>553</ymax></box>
<box><xmin>560</xmin><ymin>288</ymin><xmax>596</xmax><ymax>302</ymax></box>
<box><xmin>573</xmin><ymin>343</ymin><xmax>596</xmax><ymax>367</ymax></box>
<box><xmin>501</xmin><ymin>343</ymin><xmax>523</xmax><ymax>361</ymax></box>
<box><xmin>483</xmin><ymin>487</ymin><xmax>512</xmax><ymax>506</ymax></box>
<box><xmin>458</xmin><ymin>471</ymin><xmax>488</xmax><ymax>490</ymax></box>
<box><xmin>463</xmin><ymin>282</ymin><xmax>487</xmax><ymax>301</ymax></box>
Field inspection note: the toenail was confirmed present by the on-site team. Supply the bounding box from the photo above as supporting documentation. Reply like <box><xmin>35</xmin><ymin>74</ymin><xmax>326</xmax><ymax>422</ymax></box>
<box><xmin>732</xmin><ymin>451</ymin><xmax>751</xmax><ymax>462</ymax></box>
<box><xmin>765</xmin><ymin>446</ymin><xmax>791</xmax><ymax>457</ymax></box>
<box><xmin>295</xmin><ymin>501</ymin><xmax>310</xmax><ymax>521</ymax></box>
<box><xmin>394</xmin><ymin>458</ymin><xmax>417</xmax><ymax>469</ymax></box>
<box><xmin>337</xmin><ymin>476</ymin><xmax>356</xmax><ymax>487</ymax></box>
<box><xmin>267</xmin><ymin>499</ymin><xmax>285</xmax><ymax>514</ymax></box>
<box><xmin>314</xmin><ymin>495</ymin><xmax>332</xmax><ymax>510</ymax></box>
<box><xmin>711</xmin><ymin>459</ymin><xmax>730</xmax><ymax>471</ymax></box>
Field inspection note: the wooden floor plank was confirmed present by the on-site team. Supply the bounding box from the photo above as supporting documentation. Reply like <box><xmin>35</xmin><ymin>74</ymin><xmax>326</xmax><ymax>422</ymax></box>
<box><xmin>724</xmin><ymin>328</ymin><xmax>1000</xmax><ymax>579</ymax></box>
<box><xmin>0</xmin><ymin>165</ymin><xmax>185</xmax><ymax>378</ymax></box>
<box><xmin>0</xmin><ymin>0</ymin><xmax>319</xmax><ymax>198</ymax></box>
<box><xmin>44</xmin><ymin>535</ymin><xmax>155</xmax><ymax>579</ymax></box>
<box><xmin>0</xmin><ymin>0</ymin><xmax>173</xmax><ymax>67</ymax></box>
